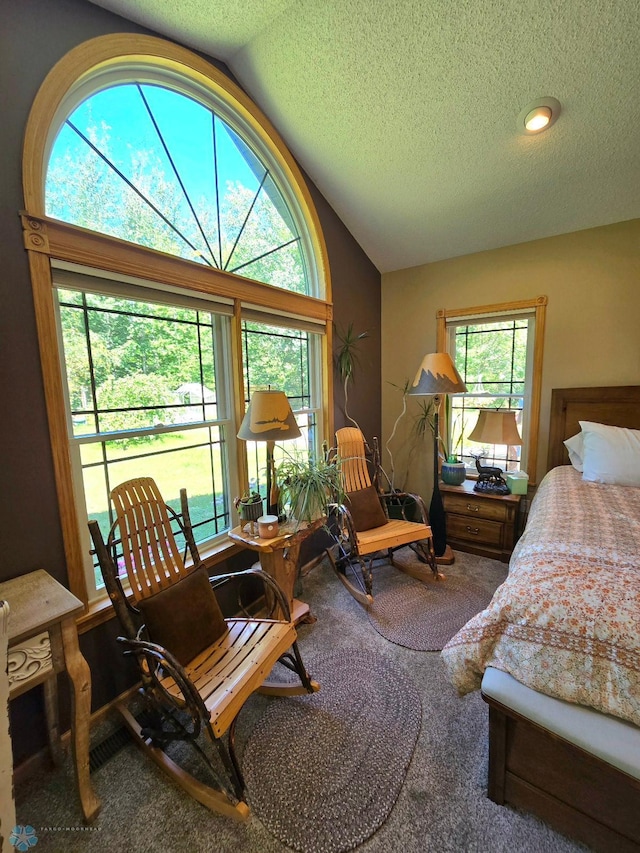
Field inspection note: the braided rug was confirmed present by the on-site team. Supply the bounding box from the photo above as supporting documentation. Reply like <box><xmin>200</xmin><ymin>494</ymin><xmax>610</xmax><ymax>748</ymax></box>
<box><xmin>242</xmin><ymin>649</ymin><xmax>421</xmax><ymax>853</ymax></box>
<box><xmin>367</xmin><ymin>567</ymin><xmax>493</xmax><ymax>651</ymax></box>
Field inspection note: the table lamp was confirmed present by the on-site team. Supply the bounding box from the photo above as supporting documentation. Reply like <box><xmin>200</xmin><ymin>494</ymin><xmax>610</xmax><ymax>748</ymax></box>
<box><xmin>408</xmin><ymin>352</ymin><xmax>467</xmax><ymax>563</ymax></box>
<box><xmin>237</xmin><ymin>390</ymin><xmax>301</xmax><ymax>516</ymax></box>
<box><xmin>468</xmin><ymin>409</ymin><xmax>522</xmax><ymax>494</ymax></box>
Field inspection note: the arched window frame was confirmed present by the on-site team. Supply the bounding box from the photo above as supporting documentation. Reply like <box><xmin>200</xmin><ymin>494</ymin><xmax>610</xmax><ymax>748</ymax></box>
<box><xmin>22</xmin><ymin>35</ymin><xmax>333</xmax><ymax>624</ymax></box>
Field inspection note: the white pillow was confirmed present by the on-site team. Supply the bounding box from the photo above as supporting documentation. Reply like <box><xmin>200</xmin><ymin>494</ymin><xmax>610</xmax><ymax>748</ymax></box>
<box><xmin>563</xmin><ymin>432</ymin><xmax>584</xmax><ymax>472</ymax></box>
<box><xmin>579</xmin><ymin>420</ymin><xmax>640</xmax><ymax>487</ymax></box>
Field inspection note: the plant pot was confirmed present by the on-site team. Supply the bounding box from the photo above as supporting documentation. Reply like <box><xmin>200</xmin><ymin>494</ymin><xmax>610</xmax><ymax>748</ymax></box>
<box><xmin>288</xmin><ymin>491</ymin><xmax>327</xmax><ymax>524</ymax></box>
<box><xmin>386</xmin><ymin>492</ymin><xmax>420</xmax><ymax>522</ymax></box>
<box><xmin>441</xmin><ymin>462</ymin><xmax>466</xmax><ymax>486</ymax></box>
<box><xmin>238</xmin><ymin>499</ymin><xmax>263</xmax><ymax>523</ymax></box>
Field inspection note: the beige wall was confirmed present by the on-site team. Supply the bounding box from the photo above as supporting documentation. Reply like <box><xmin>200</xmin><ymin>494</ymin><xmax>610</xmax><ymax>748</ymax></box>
<box><xmin>381</xmin><ymin>218</ymin><xmax>640</xmax><ymax>498</ymax></box>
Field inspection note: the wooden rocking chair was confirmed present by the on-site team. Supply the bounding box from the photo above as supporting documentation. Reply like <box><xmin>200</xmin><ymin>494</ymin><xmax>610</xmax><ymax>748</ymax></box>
<box><xmin>88</xmin><ymin>477</ymin><xmax>318</xmax><ymax>821</ymax></box>
<box><xmin>327</xmin><ymin>427</ymin><xmax>439</xmax><ymax>606</ymax></box>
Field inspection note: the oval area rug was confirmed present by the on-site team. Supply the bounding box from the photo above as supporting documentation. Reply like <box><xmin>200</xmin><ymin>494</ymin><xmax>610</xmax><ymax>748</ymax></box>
<box><xmin>242</xmin><ymin>649</ymin><xmax>421</xmax><ymax>853</ymax></box>
<box><xmin>367</xmin><ymin>573</ymin><xmax>492</xmax><ymax>651</ymax></box>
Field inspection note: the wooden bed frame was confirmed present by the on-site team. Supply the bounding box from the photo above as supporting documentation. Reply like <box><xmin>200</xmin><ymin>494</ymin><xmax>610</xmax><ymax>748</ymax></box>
<box><xmin>483</xmin><ymin>385</ymin><xmax>640</xmax><ymax>853</ymax></box>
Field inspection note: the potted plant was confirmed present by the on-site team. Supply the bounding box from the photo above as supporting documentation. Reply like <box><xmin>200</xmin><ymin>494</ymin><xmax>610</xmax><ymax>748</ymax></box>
<box><xmin>234</xmin><ymin>490</ymin><xmax>264</xmax><ymax>532</ymax></box>
<box><xmin>438</xmin><ymin>401</ymin><xmax>466</xmax><ymax>485</ymax></box>
<box><xmin>414</xmin><ymin>398</ymin><xmax>466</xmax><ymax>485</ymax></box>
<box><xmin>440</xmin><ymin>456</ymin><xmax>467</xmax><ymax>486</ymax></box>
<box><xmin>279</xmin><ymin>445</ymin><xmax>344</xmax><ymax>525</ymax></box>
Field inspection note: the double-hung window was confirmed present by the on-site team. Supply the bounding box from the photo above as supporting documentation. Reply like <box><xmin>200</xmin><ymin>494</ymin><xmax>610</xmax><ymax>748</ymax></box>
<box><xmin>437</xmin><ymin>298</ymin><xmax>547</xmax><ymax>481</ymax></box>
<box><xmin>242</xmin><ymin>318</ymin><xmax>322</xmax><ymax>493</ymax></box>
<box><xmin>54</xmin><ymin>270</ymin><xmax>238</xmax><ymax>597</ymax></box>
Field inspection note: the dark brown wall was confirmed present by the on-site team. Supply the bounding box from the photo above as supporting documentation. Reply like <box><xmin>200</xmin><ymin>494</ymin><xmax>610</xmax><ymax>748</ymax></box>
<box><xmin>1</xmin><ymin>0</ymin><xmax>380</xmax><ymax>763</ymax></box>
<box><xmin>309</xmin><ymin>184</ymin><xmax>382</xmax><ymax>446</ymax></box>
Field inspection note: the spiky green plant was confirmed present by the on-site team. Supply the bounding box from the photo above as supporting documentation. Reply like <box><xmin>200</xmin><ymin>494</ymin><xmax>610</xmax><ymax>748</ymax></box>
<box><xmin>334</xmin><ymin>323</ymin><xmax>369</xmax><ymax>428</ymax></box>
<box><xmin>384</xmin><ymin>378</ymin><xmax>411</xmax><ymax>491</ymax></box>
<box><xmin>278</xmin><ymin>445</ymin><xmax>344</xmax><ymax>525</ymax></box>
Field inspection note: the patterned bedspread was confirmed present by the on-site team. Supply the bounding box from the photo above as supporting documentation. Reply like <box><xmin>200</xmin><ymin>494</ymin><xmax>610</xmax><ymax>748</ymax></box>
<box><xmin>442</xmin><ymin>466</ymin><xmax>640</xmax><ymax>726</ymax></box>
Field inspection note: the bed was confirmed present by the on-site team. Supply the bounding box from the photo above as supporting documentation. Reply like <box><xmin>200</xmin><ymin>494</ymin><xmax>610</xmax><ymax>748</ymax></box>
<box><xmin>441</xmin><ymin>386</ymin><xmax>640</xmax><ymax>853</ymax></box>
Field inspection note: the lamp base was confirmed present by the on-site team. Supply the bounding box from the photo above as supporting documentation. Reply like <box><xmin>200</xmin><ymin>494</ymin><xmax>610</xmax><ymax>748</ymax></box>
<box><xmin>473</xmin><ymin>479</ymin><xmax>510</xmax><ymax>495</ymax></box>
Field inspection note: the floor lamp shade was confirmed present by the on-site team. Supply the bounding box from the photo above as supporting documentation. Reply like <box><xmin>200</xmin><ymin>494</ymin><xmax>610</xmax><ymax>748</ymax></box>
<box><xmin>410</xmin><ymin>352</ymin><xmax>467</xmax><ymax>397</ymax></box>
<box><xmin>408</xmin><ymin>353</ymin><xmax>467</xmax><ymax>560</ymax></box>
<box><xmin>237</xmin><ymin>390</ymin><xmax>301</xmax><ymax>516</ymax></box>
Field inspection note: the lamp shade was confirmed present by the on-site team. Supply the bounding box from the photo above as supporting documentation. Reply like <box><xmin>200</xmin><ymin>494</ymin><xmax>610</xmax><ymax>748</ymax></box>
<box><xmin>237</xmin><ymin>390</ymin><xmax>301</xmax><ymax>442</ymax></box>
<box><xmin>408</xmin><ymin>352</ymin><xmax>467</xmax><ymax>396</ymax></box>
<box><xmin>468</xmin><ymin>410</ymin><xmax>522</xmax><ymax>446</ymax></box>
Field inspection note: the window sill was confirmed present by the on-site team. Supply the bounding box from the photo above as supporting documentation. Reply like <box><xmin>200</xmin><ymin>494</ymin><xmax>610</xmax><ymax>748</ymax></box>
<box><xmin>76</xmin><ymin>537</ymin><xmax>244</xmax><ymax>634</ymax></box>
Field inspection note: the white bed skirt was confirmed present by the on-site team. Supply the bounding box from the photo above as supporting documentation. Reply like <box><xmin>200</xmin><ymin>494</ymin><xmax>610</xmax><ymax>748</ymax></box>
<box><xmin>481</xmin><ymin>667</ymin><xmax>640</xmax><ymax>781</ymax></box>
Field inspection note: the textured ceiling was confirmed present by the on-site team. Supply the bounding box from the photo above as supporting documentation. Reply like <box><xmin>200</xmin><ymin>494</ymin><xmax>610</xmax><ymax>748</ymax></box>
<box><xmin>89</xmin><ymin>0</ymin><xmax>640</xmax><ymax>272</ymax></box>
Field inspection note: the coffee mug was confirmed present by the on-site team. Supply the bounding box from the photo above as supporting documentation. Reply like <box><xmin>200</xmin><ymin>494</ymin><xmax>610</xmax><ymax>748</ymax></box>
<box><xmin>257</xmin><ymin>514</ymin><xmax>279</xmax><ymax>539</ymax></box>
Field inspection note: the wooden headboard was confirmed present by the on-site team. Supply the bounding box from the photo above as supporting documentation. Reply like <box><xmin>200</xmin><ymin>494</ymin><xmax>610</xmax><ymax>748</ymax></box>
<box><xmin>547</xmin><ymin>385</ymin><xmax>640</xmax><ymax>471</ymax></box>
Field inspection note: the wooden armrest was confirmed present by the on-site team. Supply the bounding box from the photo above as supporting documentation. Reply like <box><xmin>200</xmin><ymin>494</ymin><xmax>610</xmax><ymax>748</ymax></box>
<box><xmin>379</xmin><ymin>491</ymin><xmax>429</xmax><ymax>524</ymax></box>
<box><xmin>326</xmin><ymin>502</ymin><xmax>358</xmax><ymax>541</ymax></box>
<box><xmin>117</xmin><ymin>636</ymin><xmax>208</xmax><ymax>728</ymax></box>
<box><xmin>209</xmin><ymin>567</ymin><xmax>291</xmax><ymax>623</ymax></box>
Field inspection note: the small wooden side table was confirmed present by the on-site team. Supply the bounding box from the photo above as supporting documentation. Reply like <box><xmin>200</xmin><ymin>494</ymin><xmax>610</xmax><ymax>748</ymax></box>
<box><xmin>440</xmin><ymin>480</ymin><xmax>521</xmax><ymax>562</ymax></box>
<box><xmin>228</xmin><ymin>518</ymin><xmax>323</xmax><ymax>623</ymax></box>
<box><xmin>1</xmin><ymin>570</ymin><xmax>100</xmax><ymax>822</ymax></box>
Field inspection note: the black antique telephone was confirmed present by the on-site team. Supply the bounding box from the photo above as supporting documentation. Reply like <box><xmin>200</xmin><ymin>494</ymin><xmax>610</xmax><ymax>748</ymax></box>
<box><xmin>471</xmin><ymin>454</ymin><xmax>510</xmax><ymax>495</ymax></box>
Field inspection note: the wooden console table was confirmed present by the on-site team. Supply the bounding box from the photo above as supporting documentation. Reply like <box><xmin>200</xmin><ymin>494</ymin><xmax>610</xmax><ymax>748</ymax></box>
<box><xmin>1</xmin><ymin>570</ymin><xmax>100</xmax><ymax>822</ymax></box>
<box><xmin>228</xmin><ymin>518</ymin><xmax>323</xmax><ymax>623</ymax></box>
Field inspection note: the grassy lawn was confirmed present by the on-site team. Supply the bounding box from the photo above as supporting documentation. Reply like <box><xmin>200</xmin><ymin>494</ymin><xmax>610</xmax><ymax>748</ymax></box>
<box><xmin>83</xmin><ymin>431</ymin><xmax>230</xmax><ymax>538</ymax></box>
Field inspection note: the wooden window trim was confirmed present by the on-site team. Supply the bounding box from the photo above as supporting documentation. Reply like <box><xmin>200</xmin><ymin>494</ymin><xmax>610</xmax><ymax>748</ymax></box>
<box><xmin>436</xmin><ymin>296</ymin><xmax>547</xmax><ymax>484</ymax></box>
<box><xmin>22</xmin><ymin>34</ymin><xmax>334</xmax><ymax>610</ymax></box>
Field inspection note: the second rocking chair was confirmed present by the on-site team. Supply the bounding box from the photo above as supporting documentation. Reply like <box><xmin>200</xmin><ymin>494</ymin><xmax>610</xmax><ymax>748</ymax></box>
<box><xmin>327</xmin><ymin>427</ymin><xmax>439</xmax><ymax>606</ymax></box>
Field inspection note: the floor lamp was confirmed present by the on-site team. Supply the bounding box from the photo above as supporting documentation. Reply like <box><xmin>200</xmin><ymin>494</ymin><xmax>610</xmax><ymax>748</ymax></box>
<box><xmin>408</xmin><ymin>352</ymin><xmax>467</xmax><ymax>565</ymax></box>
<box><xmin>237</xmin><ymin>389</ymin><xmax>301</xmax><ymax>517</ymax></box>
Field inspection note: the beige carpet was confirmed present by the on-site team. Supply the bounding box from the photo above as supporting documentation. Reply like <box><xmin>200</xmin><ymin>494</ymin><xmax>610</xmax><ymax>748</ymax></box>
<box><xmin>13</xmin><ymin>550</ymin><xmax>589</xmax><ymax>853</ymax></box>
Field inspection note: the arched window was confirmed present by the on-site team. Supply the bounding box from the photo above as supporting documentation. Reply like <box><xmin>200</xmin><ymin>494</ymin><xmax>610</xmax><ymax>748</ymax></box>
<box><xmin>46</xmin><ymin>79</ymin><xmax>313</xmax><ymax>294</ymax></box>
<box><xmin>22</xmin><ymin>35</ymin><xmax>332</xmax><ymax>613</ymax></box>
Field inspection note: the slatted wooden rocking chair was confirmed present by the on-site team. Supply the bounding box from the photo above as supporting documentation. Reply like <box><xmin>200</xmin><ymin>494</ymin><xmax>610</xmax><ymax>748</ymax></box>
<box><xmin>326</xmin><ymin>427</ymin><xmax>440</xmax><ymax>606</ymax></box>
<box><xmin>88</xmin><ymin>477</ymin><xmax>318</xmax><ymax>821</ymax></box>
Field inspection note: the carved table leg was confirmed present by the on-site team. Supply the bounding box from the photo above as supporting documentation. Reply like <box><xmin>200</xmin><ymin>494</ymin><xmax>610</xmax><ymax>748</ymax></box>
<box><xmin>43</xmin><ymin>675</ymin><xmax>63</xmax><ymax>766</ymax></box>
<box><xmin>59</xmin><ymin>617</ymin><xmax>101</xmax><ymax>822</ymax></box>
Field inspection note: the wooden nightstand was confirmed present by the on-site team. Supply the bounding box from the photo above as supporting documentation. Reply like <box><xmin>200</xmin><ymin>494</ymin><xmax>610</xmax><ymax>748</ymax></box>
<box><xmin>440</xmin><ymin>479</ymin><xmax>521</xmax><ymax>562</ymax></box>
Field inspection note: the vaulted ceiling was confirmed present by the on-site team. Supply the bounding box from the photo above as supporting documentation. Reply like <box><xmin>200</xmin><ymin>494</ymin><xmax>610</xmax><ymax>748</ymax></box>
<box><xmin>89</xmin><ymin>0</ymin><xmax>640</xmax><ymax>272</ymax></box>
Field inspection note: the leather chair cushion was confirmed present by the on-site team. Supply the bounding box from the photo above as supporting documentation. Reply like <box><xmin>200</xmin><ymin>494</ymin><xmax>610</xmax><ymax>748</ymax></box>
<box><xmin>138</xmin><ymin>566</ymin><xmax>227</xmax><ymax>665</ymax></box>
<box><xmin>346</xmin><ymin>486</ymin><xmax>388</xmax><ymax>531</ymax></box>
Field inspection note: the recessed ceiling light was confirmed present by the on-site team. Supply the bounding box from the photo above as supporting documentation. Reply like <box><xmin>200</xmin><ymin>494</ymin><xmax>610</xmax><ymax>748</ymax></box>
<box><xmin>518</xmin><ymin>97</ymin><xmax>561</xmax><ymax>135</ymax></box>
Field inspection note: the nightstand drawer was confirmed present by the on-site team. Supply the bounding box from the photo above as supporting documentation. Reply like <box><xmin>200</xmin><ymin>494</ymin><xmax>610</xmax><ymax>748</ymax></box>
<box><xmin>447</xmin><ymin>514</ymin><xmax>504</xmax><ymax>547</ymax></box>
<box><xmin>444</xmin><ymin>492</ymin><xmax>509</xmax><ymax>522</ymax></box>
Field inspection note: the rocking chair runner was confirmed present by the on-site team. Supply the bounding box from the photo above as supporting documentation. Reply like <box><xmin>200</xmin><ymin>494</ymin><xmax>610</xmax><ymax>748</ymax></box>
<box><xmin>326</xmin><ymin>427</ymin><xmax>440</xmax><ymax>607</ymax></box>
<box><xmin>89</xmin><ymin>477</ymin><xmax>318</xmax><ymax>821</ymax></box>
